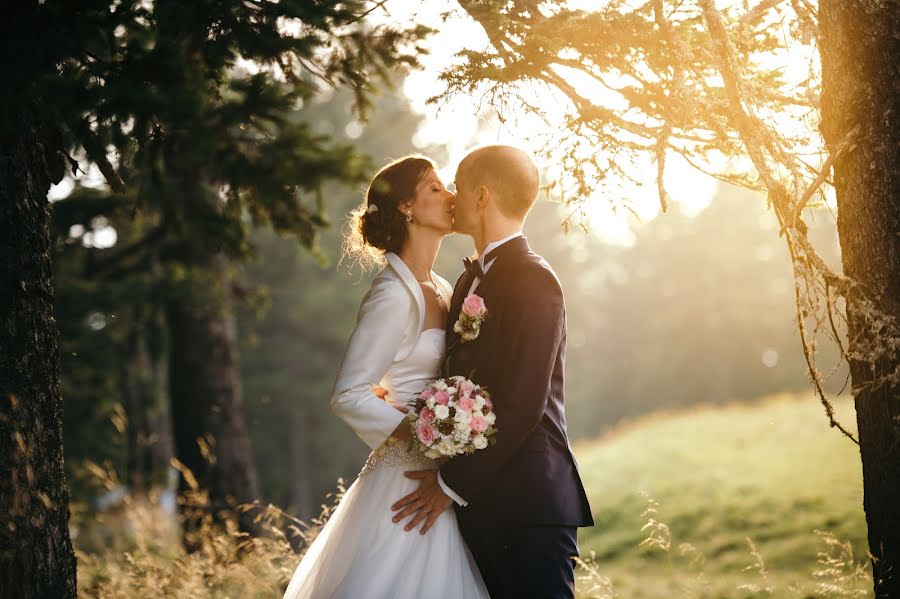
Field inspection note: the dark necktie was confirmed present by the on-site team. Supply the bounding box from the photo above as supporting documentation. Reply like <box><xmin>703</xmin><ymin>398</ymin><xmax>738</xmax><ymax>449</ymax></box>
<box><xmin>463</xmin><ymin>256</ymin><xmax>484</xmax><ymax>280</ymax></box>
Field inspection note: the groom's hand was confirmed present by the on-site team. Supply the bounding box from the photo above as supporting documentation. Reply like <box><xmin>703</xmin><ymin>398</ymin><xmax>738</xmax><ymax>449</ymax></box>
<box><xmin>390</xmin><ymin>469</ymin><xmax>453</xmax><ymax>534</ymax></box>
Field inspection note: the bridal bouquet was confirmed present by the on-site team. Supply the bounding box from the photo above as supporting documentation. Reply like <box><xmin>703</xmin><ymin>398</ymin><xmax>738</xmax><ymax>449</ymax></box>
<box><xmin>407</xmin><ymin>376</ymin><xmax>497</xmax><ymax>459</ymax></box>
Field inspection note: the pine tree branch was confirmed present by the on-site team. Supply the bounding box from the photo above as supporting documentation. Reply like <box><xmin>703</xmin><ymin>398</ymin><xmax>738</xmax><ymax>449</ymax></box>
<box><xmin>84</xmin><ymin>223</ymin><xmax>167</xmax><ymax>279</ymax></box>
<box><xmin>790</xmin><ymin>124</ymin><xmax>859</xmax><ymax>226</ymax></box>
<box><xmin>699</xmin><ymin>0</ymin><xmax>860</xmax><ymax>445</ymax></box>
<box><xmin>739</xmin><ymin>0</ymin><xmax>787</xmax><ymax>26</ymax></box>
<box><xmin>456</xmin><ymin>0</ymin><xmax>517</xmax><ymax>65</ymax></box>
<box><xmin>351</xmin><ymin>0</ymin><xmax>390</xmax><ymax>24</ymax></box>
<box><xmin>72</xmin><ymin>122</ymin><xmax>126</xmax><ymax>194</ymax></box>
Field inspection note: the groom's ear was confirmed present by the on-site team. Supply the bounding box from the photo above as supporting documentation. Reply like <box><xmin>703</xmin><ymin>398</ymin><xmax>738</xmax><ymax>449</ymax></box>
<box><xmin>475</xmin><ymin>185</ymin><xmax>489</xmax><ymax>210</ymax></box>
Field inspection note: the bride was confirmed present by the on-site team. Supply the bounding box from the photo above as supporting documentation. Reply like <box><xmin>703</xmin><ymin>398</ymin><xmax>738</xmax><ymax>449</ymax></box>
<box><xmin>283</xmin><ymin>156</ymin><xmax>490</xmax><ymax>598</ymax></box>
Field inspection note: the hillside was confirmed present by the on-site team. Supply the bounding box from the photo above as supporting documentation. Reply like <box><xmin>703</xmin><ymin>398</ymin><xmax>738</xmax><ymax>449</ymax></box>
<box><xmin>572</xmin><ymin>394</ymin><xmax>871</xmax><ymax>598</ymax></box>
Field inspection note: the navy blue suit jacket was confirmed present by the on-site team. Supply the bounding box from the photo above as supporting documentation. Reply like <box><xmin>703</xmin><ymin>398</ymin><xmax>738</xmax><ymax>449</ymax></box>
<box><xmin>441</xmin><ymin>236</ymin><xmax>593</xmax><ymax>530</ymax></box>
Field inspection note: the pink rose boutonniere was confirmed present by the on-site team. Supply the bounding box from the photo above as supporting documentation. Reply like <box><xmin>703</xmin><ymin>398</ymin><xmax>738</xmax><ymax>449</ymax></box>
<box><xmin>454</xmin><ymin>294</ymin><xmax>488</xmax><ymax>342</ymax></box>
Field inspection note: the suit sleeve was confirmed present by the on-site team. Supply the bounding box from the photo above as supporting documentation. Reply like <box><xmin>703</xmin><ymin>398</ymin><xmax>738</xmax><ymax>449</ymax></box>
<box><xmin>330</xmin><ymin>281</ymin><xmax>411</xmax><ymax>450</ymax></box>
<box><xmin>440</xmin><ymin>266</ymin><xmax>564</xmax><ymax>503</ymax></box>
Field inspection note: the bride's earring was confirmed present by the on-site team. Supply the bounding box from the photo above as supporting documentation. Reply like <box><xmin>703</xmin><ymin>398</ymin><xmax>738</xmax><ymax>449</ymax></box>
<box><xmin>406</xmin><ymin>212</ymin><xmax>413</xmax><ymax>223</ymax></box>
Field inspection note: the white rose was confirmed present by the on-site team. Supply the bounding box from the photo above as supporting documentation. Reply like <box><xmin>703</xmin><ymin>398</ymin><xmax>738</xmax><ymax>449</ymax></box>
<box><xmin>473</xmin><ymin>434</ymin><xmax>488</xmax><ymax>450</ymax></box>
<box><xmin>454</xmin><ymin>408</ymin><xmax>472</xmax><ymax>424</ymax></box>
<box><xmin>474</xmin><ymin>395</ymin><xmax>486</xmax><ymax>410</ymax></box>
<box><xmin>426</xmin><ymin>398</ymin><xmax>436</xmax><ymax>409</ymax></box>
<box><xmin>436</xmin><ymin>439</ymin><xmax>456</xmax><ymax>456</ymax></box>
<box><xmin>434</xmin><ymin>380</ymin><xmax>448</xmax><ymax>391</ymax></box>
<box><xmin>434</xmin><ymin>404</ymin><xmax>450</xmax><ymax>419</ymax></box>
<box><xmin>485</xmin><ymin>412</ymin><xmax>496</xmax><ymax>425</ymax></box>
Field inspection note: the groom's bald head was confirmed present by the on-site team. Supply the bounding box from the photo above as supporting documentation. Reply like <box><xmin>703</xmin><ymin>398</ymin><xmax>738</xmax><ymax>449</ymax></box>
<box><xmin>457</xmin><ymin>145</ymin><xmax>540</xmax><ymax>220</ymax></box>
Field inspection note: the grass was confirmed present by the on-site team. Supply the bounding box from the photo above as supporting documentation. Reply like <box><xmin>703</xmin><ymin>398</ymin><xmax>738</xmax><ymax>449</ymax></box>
<box><xmin>572</xmin><ymin>392</ymin><xmax>871</xmax><ymax>597</ymax></box>
<box><xmin>73</xmin><ymin>393</ymin><xmax>873</xmax><ymax>597</ymax></box>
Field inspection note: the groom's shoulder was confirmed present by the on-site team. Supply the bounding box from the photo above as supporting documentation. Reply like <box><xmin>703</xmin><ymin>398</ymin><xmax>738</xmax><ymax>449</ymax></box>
<box><xmin>512</xmin><ymin>251</ymin><xmax>562</xmax><ymax>293</ymax></box>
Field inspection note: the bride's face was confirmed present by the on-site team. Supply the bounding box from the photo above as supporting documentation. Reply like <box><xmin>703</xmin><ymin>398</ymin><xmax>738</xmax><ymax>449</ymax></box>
<box><xmin>402</xmin><ymin>169</ymin><xmax>454</xmax><ymax>235</ymax></box>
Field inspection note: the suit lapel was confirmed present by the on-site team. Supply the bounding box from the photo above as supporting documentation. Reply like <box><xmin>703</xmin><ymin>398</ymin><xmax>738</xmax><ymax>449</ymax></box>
<box><xmin>446</xmin><ymin>269</ymin><xmax>474</xmax><ymax>346</ymax></box>
<box><xmin>468</xmin><ymin>235</ymin><xmax>530</xmax><ymax>301</ymax></box>
<box><xmin>445</xmin><ymin>236</ymin><xmax>531</xmax><ymax>350</ymax></box>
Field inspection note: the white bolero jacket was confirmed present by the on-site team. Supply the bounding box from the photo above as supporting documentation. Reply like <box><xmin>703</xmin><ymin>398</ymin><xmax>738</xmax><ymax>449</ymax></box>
<box><xmin>330</xmin><ymin>253</ymin><xmax>454</xmax><ymax>450</ymax></box>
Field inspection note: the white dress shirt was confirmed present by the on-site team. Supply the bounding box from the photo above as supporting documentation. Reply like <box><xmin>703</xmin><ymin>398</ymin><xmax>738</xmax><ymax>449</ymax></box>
<box><xmin>438</xmin><ymin>231</ymin><xmax>524</xmax><ymax>506</ymax></box>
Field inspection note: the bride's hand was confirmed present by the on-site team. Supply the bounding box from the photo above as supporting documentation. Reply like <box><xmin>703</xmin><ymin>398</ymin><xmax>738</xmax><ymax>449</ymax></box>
<box><xmin>375</xmin><ymin>385</ymin><xmax>410</xmax><ymax>414</ymax></box>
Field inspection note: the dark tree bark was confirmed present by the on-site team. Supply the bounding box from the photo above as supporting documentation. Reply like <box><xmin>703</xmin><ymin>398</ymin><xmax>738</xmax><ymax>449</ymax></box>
<box><xmin>167</xmin><ymin>250</ymin><xmax>262</xmax><ymax>550</ymax></box>
<box><xmin>120</xmin><ymin>310</ymin><xmax>172</xmax><ymax>493</ymax></box>
<box><xmin>820</xmin><ymin>2</ymin><xmax>900</xmax><ymax>596</ymax></box>
<box><xmin>0</xmin><ymin>112</ymin><xmax>78</xmax><ymax>598</ymax></box>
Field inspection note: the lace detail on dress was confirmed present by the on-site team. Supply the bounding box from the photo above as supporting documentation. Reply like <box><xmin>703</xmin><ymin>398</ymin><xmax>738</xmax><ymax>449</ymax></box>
<box><xmin>359</xmin><ymin>437</ymin><xmax>434</xmax><ymax>477</ymax></box>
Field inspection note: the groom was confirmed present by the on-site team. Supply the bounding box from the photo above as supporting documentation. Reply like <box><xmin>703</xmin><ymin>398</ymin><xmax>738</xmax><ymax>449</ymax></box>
<box><xmin>391</xmin><ymin>145</ymin><xmax>594</xmax><ymax>598</ymax></box>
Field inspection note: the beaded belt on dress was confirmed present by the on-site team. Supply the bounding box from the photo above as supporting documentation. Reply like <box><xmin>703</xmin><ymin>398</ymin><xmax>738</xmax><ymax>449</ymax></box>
<box><xmin>359</xmin><ymin>436</ymin><xmax>435</xmax><ymax>477</ymax></box>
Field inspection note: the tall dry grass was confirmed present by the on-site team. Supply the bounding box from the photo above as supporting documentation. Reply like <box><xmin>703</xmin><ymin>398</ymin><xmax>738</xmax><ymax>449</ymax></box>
<box><xmin>71</xmin><ymin>395</ymin><xmax>873</xmax><ymax>598</ymax></box>
<box><xmin>72</xmin><ymin>476</ymin><xmax>872</xmax><ymax>598</ymax></box>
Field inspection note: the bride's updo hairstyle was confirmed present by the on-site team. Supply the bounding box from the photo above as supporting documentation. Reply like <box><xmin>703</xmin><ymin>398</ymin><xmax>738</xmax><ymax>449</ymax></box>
<box><xmin>343</xmin><ymin>155</ymin><xmax>436</xmax><ymax>270</ymax></box>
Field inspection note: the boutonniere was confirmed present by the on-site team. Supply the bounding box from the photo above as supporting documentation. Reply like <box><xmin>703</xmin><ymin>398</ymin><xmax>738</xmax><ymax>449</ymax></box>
<box><xmin>453</xmin><ymin>294</ymin><xmax>488</xmax><ymax>342</ymax></box>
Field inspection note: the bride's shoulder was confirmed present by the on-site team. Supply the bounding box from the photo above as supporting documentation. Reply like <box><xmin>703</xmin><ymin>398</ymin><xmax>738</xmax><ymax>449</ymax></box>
<box><xmin>361</xmin><ymin>266</ymin><xmax>412</xmax><ymax>306</ymax></box>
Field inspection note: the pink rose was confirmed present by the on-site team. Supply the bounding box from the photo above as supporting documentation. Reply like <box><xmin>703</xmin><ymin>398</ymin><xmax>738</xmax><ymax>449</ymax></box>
<box><xmin>419</xmin><ymin>407</ymin><xmax>435</xmax><ymax>424</ymax></box>
<box><xmin>416</xmin><ymin>421</ymin><xmax>436</xmax><ymax>446</ymax></box>
<box><xmin>457</xmin><ymin>396</ymin><xmax>475</xmax><ymax>413</ymax></box>
<box><xmin>420</xmin><ymin>388</ymin><xmax>435</xmax><ymax>400</ymax></box>
<box><xmin>470</xmin><ymin>415</ymin><xmax>489</xmax><ymax>433</ymax></box>
<box><xmin>462</xmin><ymin>294</ymin><xmax>487</xmax><ymax>318</ymax></box>
<box><xmin>460</xmin><ymin>380</ymin><xmax>475</xmax><ymax>396</ymax></box>
<box><xmin>434</xmin><ymin>391</ymin><xmax>450</xmax><ymax>406</ymax></box>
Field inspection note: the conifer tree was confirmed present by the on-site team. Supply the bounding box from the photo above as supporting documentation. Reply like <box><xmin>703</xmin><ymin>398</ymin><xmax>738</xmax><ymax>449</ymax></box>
<box><xmin>445</xmin><ymin>1</ymin><xmax>899</xmax><ymax>593</ymax></box>
<box><xmin>2</xmin><ymin>1</ymin><xmax>429</xmax><ymax>580</ymax></box>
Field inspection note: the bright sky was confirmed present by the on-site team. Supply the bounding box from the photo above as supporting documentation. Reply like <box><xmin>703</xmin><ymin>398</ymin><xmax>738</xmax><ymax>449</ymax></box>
<box><xmin>376</xmin><ymin>0</ymin><xmax>821</xmax><ymax>246</ymax></box>
<box><xmin>372</xmin><ymin>0</ymin><xmax>718</xmax><ymax>245</ymax></box>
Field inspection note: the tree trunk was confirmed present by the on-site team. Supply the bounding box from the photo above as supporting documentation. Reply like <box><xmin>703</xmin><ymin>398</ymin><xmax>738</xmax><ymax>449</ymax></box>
<box><xmin>819</xmin><ymin>2</ymin><xmax>900</xmax><ymax>596</ymax></box>
<box><xmin>288</xmin><ymin>395</ymin><xmax>313</xmax><ymax>521</ymax></box>
<box><xmin>166</xmin><ymin>251</ymin><xmax>262</xmax><ymax>550</ymax></box>
<box><xmin>120</xmin><ymin>309</ymin><xmax>172</xmax><ymax>493</ymax></box>
<box><xmin>0</xmin><ymin>112</ymin><xmax>78</xmax><ymax>598</ymax></box>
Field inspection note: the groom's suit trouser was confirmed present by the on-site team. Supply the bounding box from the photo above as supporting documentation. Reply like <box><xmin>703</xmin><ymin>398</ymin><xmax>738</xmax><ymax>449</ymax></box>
<box><xmin>464</xmin><ymin>524</ymin><xmax>578</xmax><ymax>599</ymax></box>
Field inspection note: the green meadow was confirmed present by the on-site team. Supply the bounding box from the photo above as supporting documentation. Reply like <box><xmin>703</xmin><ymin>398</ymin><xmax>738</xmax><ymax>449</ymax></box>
<box><xmin>75</xmin><ymin>393</ymin><xmax>873</xmax><ymax>598</ymax></box>
<box><xmin>573</xmin><ymin>393</ymin><xmax>871</xmax><ymax>598</ymax></box>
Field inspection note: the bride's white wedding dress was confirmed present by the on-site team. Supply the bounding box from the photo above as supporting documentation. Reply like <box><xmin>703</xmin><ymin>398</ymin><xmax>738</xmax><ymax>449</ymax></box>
<box><xmin>283</xmin><ymin>254</ymin><xmax>489</xmax><ymax>599</ymax></box>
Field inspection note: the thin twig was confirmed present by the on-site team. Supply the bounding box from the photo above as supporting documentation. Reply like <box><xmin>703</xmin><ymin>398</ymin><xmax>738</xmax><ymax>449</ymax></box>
<box><xmin>739</xmin><ymin>0</ymin><xmax>786</xmax><ymax>26</ymax></box>
<box><xmin>60</xmin><ymin>149</ymin><xmax>83</xmax><ymax>177</ymax></box>
<box><xmin>825</xmin><ymin>280</ymin><xmax>848</xmax><ymax>360</ymax></box>
<box><xmin>790</xmin><ymin>124</ymin><xmax>859</xmax><ymax>226</ymax></box>
<box><xmin>787</xmin><ymin>234</ymin><xmax>859</xmax><ymax>444</ymax></box>
<box><xmin>352</xmin><ymin>0</ymin><xmax>390</xmax><ymax>24</ymax></box>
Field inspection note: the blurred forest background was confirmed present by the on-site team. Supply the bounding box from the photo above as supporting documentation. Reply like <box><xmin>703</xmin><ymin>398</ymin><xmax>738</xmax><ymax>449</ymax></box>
<box><xmin>54</xmin><ymin>81</ymin><xmax>847</xmax><ymax>520</ymax></box>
